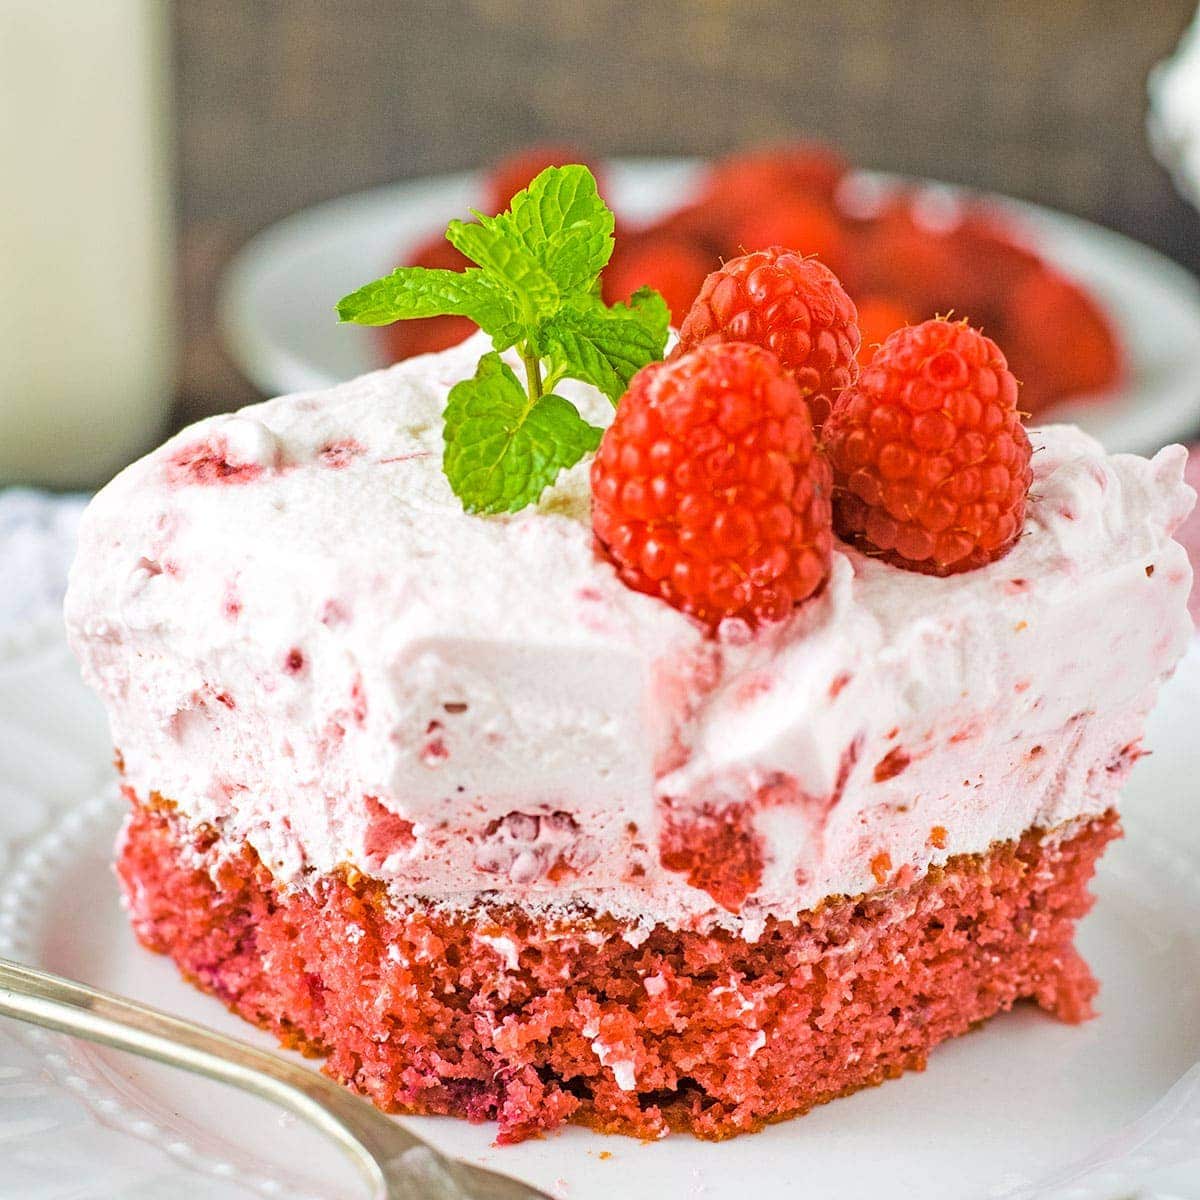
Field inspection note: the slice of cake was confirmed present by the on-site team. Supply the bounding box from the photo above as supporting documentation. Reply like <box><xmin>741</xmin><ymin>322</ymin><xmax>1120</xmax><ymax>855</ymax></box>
<box><xmin>65</xmin><ymin>170</ymin><xmax>1194</xmax><ymax>1143</ymax></box>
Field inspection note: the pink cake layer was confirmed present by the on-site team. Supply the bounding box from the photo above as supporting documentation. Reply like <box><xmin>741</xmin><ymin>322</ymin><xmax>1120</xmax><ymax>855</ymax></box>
<box><xmin>117</xmin><ymin>796</ymin><xmax>1119</xmax><ymax>1143</ymax></box>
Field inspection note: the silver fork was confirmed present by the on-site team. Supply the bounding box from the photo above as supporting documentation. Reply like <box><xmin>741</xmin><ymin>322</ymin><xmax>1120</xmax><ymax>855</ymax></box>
<box><xmin>0</xmin><ymin>957</ymin><xmax>554</xmax><ymax>1200</ymax></box>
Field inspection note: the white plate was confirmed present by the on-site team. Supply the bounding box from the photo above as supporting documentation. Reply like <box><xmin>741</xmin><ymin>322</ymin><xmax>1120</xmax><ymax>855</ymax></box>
<box><xmin>217</xmin><ymin>157</ymin><xmax>1200</xmax><ymax>457</ymax></box>
<box><xmin>3</xmin><ymin>632</ymin><xmax>1200</xmax><ymax>1199</ymax></box>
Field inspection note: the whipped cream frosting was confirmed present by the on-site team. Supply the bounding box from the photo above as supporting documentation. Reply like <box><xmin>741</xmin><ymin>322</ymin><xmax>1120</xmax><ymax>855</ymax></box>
<box><xmin>65</xmin><ymin>333</ymin><xmax>1195</xmax><ymax>932</ymax></box>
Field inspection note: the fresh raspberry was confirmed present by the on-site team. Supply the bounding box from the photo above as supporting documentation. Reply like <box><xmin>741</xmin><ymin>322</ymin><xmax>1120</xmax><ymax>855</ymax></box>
<box><xmin>591</xmin><ymin>342</ymin><xmax>832</xmax><ymax>628</ymax></box>
<box><xmin>602</xmin><ymin>230</ymin><xmax>714</xmax><ymax>322</ymax></box>
<box><xmin>823</xmin><ymin>319</ymin><xmax>1032</xmax><ymax>575</ymax></box>
<box><xmin>674</xmin><ymin>247</ymin><xmax>860</xmax><ymax>432</ymax></box>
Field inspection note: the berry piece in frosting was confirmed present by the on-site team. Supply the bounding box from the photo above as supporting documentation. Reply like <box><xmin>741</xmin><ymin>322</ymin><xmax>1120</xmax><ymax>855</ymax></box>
<box><xmin>674</xmin><ymin>247</ymin><xmax>861</xmax><ymax>433</ymax></box>
<box><xmin>823</xmin><ymin>318</ymin><xmax>1033</xmax><ymax>575</ymax></box>
<box><xmin>164</xmin><ymin>416</ymin><xmax>280</xmax><ymax>487</ymax></box>
<box><xmin>591</xmin><ymin>342</ymin><xmax>832</xmax><ymax>628</ymax></box>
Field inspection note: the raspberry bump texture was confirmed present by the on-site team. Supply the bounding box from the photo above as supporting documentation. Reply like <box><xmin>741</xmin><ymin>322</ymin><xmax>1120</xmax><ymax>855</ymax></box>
<box><xmin>823</xmin><ymin>318</ymin><xmax>1034</xmax><ymax>575</ymax></box>
<box><xmin>674</xmin><ymin>247</ymin><xmax>861</xmax><ymax>432</ymax></box>
<box><xmin>591</xmin><ymin>342</ymin><xmax>833</xmax><ymax>628</ymax></box>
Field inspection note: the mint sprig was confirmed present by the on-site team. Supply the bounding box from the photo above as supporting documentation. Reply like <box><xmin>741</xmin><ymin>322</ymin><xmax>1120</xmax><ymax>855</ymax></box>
<box><xmin>443</xmin><ymin>354</ymin><xmax>602</xmax><ymax>513</ymax></box>
<box><xmin>337</xmin><ymin>165</ymin><xmax>668</xmax><ymax>513</ymax></box>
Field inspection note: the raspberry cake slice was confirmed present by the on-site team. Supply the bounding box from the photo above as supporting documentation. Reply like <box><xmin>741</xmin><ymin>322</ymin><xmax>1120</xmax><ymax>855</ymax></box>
<box><xmin>65</xmin><ymin>174</ymin><xmax>1194</xmax><ymax>1142</ymax></box>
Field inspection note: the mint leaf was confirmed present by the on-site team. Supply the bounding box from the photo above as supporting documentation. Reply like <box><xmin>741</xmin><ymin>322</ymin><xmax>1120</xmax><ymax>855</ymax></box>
<box><xmin>336</xmin><ymin>165</ymin><xmax>669</xmax><ymax>516</ymax></box>
<box><xmin>445</xmin><ymin>218</ymin><xmax>559</xmax><ymax>324</ymax></box>
<box><xmin>502</xmin><ymin>164</ymin><xmax>615</xmax><ymax>291</ymax></box>
<box><xmin>542</xmin><ymin>287</ymin><xmax>671</xmax><ymax>403</ymax></box>
<box><xmin>442</xmin><ymin>353</ymin><xmax>602</xmax><ymax>514</ymax></box>
<box><xmin>335</xmin><ymin>265</ymin><xmax>522</xmax><ymax>342</ymax></box>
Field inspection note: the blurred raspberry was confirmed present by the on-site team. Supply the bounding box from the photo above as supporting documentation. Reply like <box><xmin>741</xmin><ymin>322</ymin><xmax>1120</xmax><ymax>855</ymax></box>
<box><xmin>844</xmin><ymin>194</ymin><xmax>1121</xmax><ymax>416</ymax></box>
<box><xmin>843</xmin><ymin>198</ymin><xmax>961</xmax><ymax>314</ymax></box>
<box><xmin>484</xmin><ymin>144</ymin><xmax>603</xmax><ymax>213</ymax></box>
<box><xmin>1003</xmin><ymin>269</ymin><xmax>1122</xmax><ymax>413</ymax></box>
<box><xmin>602</xmin><ymin>230</ymin><xmax>715</xmax><ymax>323</ymax></box>
<box><xmin>674</xmin><ymin>247</ymin><xmax>860</xmax><ymax>431</ymax></box>
<box><xmin>824</xmin><ymin>318</ymin><xmax>1033</xmax><ymax>575</ymax></box>
<box><xmin>683</xmin><ymin>142</ymin><xmax>849</xmax><ymax>252</ymax></box>
<box><xmin>727</xmin><ymin>194</ymin><xmax>848</xmax><ymax>276</ymax></box>
<box><xmin>701</xmin><ymin>142</ymin><xmax>849</xmax><ymax>209</ymax></box>
<box><xmin>379</xmin><ymin>233</ymin><xmax>476</xmax><ymax>363</ymax></box>
<box><xmin>948</xmin><ymin>208</ymin><xmax>1042</xmax><ymax>300</ymax></box>
<box><xmin>654</xmin><ymin>202</ymin><xmax>728</xmax><ymax>256</ymax></box>
<box><xmin>591</xmin><ymin>342</ymin><xmax>832</xmax><ymax>628</ymax></box>
<box><xmin>855</xmin><ymin>295</ymin><xmax>918</xmax><ymax>365</ymax></box>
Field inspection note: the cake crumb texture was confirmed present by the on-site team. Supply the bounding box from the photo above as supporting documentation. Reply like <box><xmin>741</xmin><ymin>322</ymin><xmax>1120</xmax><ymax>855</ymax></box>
<box><xmin>117</xmin><ymin>799</ymin><xmax>1119</xmax><ymax>1143</ymax></box>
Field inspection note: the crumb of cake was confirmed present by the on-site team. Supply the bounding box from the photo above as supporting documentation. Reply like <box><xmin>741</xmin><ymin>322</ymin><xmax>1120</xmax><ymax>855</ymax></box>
<box><xmin>929</xmin><ymin>825</ymin><xmax>948</xmax><ymax>849</ymax></box>
<box><xmin>118</xmin><ymin>797</ymin><xmax>1118</xmax><ymax>1143</ymax></box>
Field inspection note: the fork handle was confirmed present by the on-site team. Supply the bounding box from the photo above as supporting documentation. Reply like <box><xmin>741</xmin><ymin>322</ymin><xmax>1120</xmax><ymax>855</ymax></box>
<box><xmin>0</xmin><ymin>956</ymin><xmax>430</xmax><ymax>1197</ymax></box>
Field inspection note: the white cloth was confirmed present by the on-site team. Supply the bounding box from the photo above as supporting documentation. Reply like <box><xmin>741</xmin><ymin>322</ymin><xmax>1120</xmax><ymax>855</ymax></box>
<box><xmin>0</xmin><ymin>489</ymin><xmax>86</xmax><ymax>633</ymax></box>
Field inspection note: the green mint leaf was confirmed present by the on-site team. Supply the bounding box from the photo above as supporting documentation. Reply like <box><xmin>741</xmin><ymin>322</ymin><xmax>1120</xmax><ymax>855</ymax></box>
<box><xmin>336</xmin><ymin>265</ymin><xmax>520</xmax><ymax>341</ymax></box>
<box><xmin>442</xmin><ymin>352</ymin><xmax>602</xmax><ymax>514</ymax></box>
<box><xmin>445</xmin><ymin>218</ymin><xmax>559</xmax><ymax>324</ymax></box>
<box><xmin>542</xmin><ymin>286</ymin><xmax>671</xmax><ymax>403</ymax></box>
<box><xmin>337</xmin><ymin>166</ymin><xmax>668</xmax><ymax>516</ymax></box>
<box><xmin>501</xmin><ymin>164</ymin><xmax>615</xmax><ymax>291</ymax></box>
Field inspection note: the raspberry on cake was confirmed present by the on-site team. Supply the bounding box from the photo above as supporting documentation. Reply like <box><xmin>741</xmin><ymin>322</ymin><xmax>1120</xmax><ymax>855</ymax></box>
<box><xmin>65</xmin><ymin>174</ymin><xmax>1196</xmax><ymax>1144</ymax></box>
<box><xmin>590</xmin><ymin>341</ymin><xmax>833</xmax><ymax>628</ymax></box>
<box><xmin>673</xmin><ymin>246</ymin><xmax>861</xmax><ymax>431</ymax></box>
<box><xmin>824</xmin><ymin>318</ymin><xmax>1033</xmax><ymax>575</ymax></box>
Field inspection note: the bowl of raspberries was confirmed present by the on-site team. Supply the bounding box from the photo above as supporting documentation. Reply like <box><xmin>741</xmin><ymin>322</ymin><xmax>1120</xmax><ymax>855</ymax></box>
<box><xmin>380</xmin><ymin>141</ymin><xmax>1123</xmax><ymax>420</ymax></box>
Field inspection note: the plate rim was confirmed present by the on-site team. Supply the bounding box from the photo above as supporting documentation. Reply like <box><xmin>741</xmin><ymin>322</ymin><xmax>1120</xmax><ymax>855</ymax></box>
<box><xmin>4</xmin><ymin>782</ymin><xmax>1200</xmax><ymax>1199</ymax></box>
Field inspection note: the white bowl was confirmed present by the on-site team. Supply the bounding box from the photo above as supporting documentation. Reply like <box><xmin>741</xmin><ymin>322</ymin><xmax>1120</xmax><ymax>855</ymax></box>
<box><xmin>219</xmin><ymin>158</ymin><xmax>1200</xmax><ymax>456</ymax></box>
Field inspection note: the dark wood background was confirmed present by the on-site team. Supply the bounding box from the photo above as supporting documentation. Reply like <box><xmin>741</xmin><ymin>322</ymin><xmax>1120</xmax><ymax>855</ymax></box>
<box><xmin>173</xmin><ymin>0</ymin><xmax>1200</xmax><ymax>423</ymax></box>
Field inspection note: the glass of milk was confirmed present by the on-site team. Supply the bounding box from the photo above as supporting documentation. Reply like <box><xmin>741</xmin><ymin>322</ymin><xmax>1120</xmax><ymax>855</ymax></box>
<box><xmin>0</xmin><ymin>0</ymin><xmax>174</xmax><ymax>489</ymax></box>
